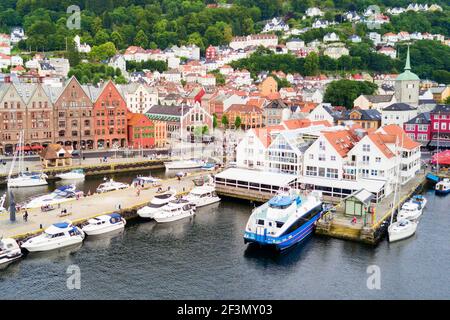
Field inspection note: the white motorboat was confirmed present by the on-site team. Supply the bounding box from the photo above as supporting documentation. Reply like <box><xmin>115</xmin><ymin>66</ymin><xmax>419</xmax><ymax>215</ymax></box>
<box><xmin>96</xmin><ymin>179</ymin><xmax>129</xmax><ymax>193</ymax></box>
<box><xmin>7</xmin><ymin>172</ymin><xmax>48</xmax><ymax>188</ymax></box>
<box><xmin>435</xmin><ymin>178</ymin><xmax>450</xmax><ymax>195</ymax></box>
<box><xmin>185</xmin><ymin>184</ymin><xmax>220</xmax><ymax>208</ymax></box>
<box><xmin>411</xmin><ymin>195</ymin><xmax>427</xmax><ymax>209</ymax></box>
<box><xmin>153</xmin><ymin>198</ymin><xmax>196</xmax><ymax>223</ymax></box>
<box><xmin>82</xmin><ymin>213</ymin><xmax>126</xmax><ymax>236</ymax></box>
<box><xmin>21</xmin><ymin>221</ymin><xmax>85</xmax><ymax>252</ymax></box>
<box><xmin>0</xmin><ymin>238</ymin><xmax>22</xmax><ymax>266</ymax></box>
<box><xmin>137</xmin><ymin>188</ymin><xmax>177</xmax><ymax>219</ymax></box>
<box><xmin>397</xmin><ymin>201</ymin><xmax>423</xmax><ymax>221</ymax></box>
<box><xmin>388</xmin><ymin>219</ymin><xmax>418</xmax><ymax>242</ymax></box>
<box><xmin>132</xmin><ymin>175</ymin><xmax>162</xmax><ymax>187</ymax></box>
<box><xmin>164</xmin><ymin>159</ymin><xmax>204</xmax><ymax>170</ymax></box>
<box><xmin>56</xmin><ymin>169</ymin><xmax>85</xmax><ymax>180</ymax></box>
<box><xmin>25</xmin><ymin>185</ymin><xmax>83</xmax><ymax>209</ymax></box>
<box><xmin>7</xmin><ymin>131</ymin><xmax>48</xmax><ymax>188</ymax></box>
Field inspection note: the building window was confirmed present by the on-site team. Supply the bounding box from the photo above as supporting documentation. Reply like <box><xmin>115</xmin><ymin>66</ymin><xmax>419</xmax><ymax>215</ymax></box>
<box><xmin>318</xmin><ymin>154</ymin><xmax>325</xmax><ymax>161</ymax></box>
<box><xmin>306</xmin><ymin>166</ymin><xmax>317</xmax><ymax>176</ymax></box>
<box><xmin>330</xmin><ymin>155</ymin><xmax>336</xmax><ymax>161</ymax></box>
<box><xmin>375</xmin><ymin>157</ymin><xmax>381</xmax><ymax>163</ymax></box>
<box><xmin>326</xmin><ymin>168</ymin><xmax>338</xmax><ymax>179</ymax></box>
<box><xmin>362</xmin><ymin>144</ymin><xmax>370</xmax><ymax>152</ymax></box>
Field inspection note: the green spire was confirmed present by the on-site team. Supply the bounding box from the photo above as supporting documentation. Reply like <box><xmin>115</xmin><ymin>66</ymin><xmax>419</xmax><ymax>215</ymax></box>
<box><xmin>404</xmin><ymin>45</ymin><xmax>411</xmax><ymax>71</ymax></box>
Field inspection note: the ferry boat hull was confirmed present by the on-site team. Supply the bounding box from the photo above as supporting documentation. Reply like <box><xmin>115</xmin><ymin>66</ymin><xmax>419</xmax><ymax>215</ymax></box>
<box><xmin>56</xmin><ymin>172</ymin><xmax>85</xmax><ymax>180</ymax></box>
<box><xmin>244</xmin><ymin>213</ymin><xmax>321</xmax><ymax>251</ymax></box>
<box><xmin>435</xmin><ymin>179</ymin><xmax>450</xmax><ymax>195</ymax></box>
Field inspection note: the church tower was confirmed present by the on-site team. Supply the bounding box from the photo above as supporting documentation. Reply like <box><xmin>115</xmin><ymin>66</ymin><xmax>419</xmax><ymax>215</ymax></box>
<box><xmin>395</xmin><ymin>46</ymin><xmax>420</xmax><ymax>107</ymax></box>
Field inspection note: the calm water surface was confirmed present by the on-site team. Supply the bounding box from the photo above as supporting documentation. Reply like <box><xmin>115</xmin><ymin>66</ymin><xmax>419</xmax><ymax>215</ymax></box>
<box><xmin>0</xmin><ymin>176</ymin><xmax>449</xmax><ymax>299</ymax></box>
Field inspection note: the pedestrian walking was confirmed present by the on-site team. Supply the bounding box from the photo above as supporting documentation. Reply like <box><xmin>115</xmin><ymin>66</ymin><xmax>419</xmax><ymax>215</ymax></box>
<box><xmin>23</xmin><ymin>211</ymin><xmax>28</xmax><ymax>222</ymax></box>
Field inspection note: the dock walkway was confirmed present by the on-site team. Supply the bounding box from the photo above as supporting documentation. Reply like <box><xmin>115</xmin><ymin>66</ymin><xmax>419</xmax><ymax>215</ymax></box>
<box><xmin>0</xmin><ymin>172</ymin><xmax>209</xmax><ymax>240</ymax></box>
<box><xmin>316</xmin><ymin>172</ymin><xmax>427</xmax><ymax>244</ymax></box>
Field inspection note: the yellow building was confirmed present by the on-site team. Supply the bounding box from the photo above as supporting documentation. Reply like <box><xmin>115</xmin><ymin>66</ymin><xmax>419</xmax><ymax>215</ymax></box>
<box><xmin>259</xmin><ymin>76</ymin><xmax>278</xmax><ymax>97</ymax></box>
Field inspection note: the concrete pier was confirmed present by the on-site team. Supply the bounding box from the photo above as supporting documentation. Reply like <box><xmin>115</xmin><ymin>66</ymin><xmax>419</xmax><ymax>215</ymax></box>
<box><xmin>0</xmin><ymin>171</ymin><xmax>210</xmax><ymax>241</ymax></box>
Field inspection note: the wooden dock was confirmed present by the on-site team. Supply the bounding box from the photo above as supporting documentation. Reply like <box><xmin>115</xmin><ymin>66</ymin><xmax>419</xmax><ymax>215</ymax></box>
<box><xmin>315</xmin><ymin>172</ymin><xmax>428</xmax><ymax>245</ymax></box>
<box><xmin>0</xmin><ymin>171</ymin><xmax>211</xmax><ymax>241</ymax></box>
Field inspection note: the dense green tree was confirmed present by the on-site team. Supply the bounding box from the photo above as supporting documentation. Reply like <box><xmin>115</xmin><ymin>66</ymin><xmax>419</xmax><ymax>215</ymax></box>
<box><xmin>324</xmin><ymin>80</ymin><xmax>378</xmax><ymax>109</ymax></box>
<box><xmin>234</xmin><ymin>116</ymin><xmax>242</xmax><ymax>129</ymax></box>
<box><xmin>134</xmin><ymin>30</ymin><xmax>149</xmax><ymax>48</ymax></box>
<box><xmin>304</xmin><ymin>52</ymin><xmax>320</xmax><ymax>76</ymax></box>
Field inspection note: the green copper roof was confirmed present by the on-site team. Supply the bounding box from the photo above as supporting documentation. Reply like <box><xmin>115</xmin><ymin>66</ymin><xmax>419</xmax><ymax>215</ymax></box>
<box><xmin>396</xmin><ymin>46</ymin><xmax>420</xmax><ymax>81</ymax></box>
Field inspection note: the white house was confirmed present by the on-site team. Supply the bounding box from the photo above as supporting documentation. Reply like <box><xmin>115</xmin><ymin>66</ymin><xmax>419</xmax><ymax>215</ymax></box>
<box><xmin>381</xmin><ymin>102</ymin><xmax>418</xmax><ymax>127</ymax></box>
<box><xmin>74</xmin><ymin>35</ymin><xmax>91</xmax><ymax>53</ymax></box>
<box><xmin>236</xmin><ymin>128</ymin><xmax>273</xmax><ymax>170</ymax></box>
<box><xmin>323</xmin><ymin>32</ymin><xmax>339</xmax><ymax>42</ymax></box>
<box><xmin>120</xmin><ymin>83</ymin><xmax>158</xmax><ymax>114</ymax></box>
<box><xmin>307</xmin><ymin>103</ymin><xmax>337</xmax><ymax>124</ymax></box>
<box><xmin>108</xmin><ymin>54</ymin><xmax>127</xmax><ymax>77</ymax></box>
<box><xmin>0</xmin><ymin>53</ymin><xmax>11</xmax><ymax>69</ymax></box>
<box><xmin>306</xmin><ymin>7</ymin><xmax>324</xmax><ymax>17</ymax></box>
<box><xmin>286</xmin><ymin>38</ymin><xmax>305</xmax><ymax>51</ymax></box>
<box><xmin>263</xmin><ymin>18</ymin><xmax>289</xmax><ymax>33</ymax></box>
<box><xmin>303</xmin><ymin>129</ymin><xmax>359</xmax><ymax>181</ymax></box>
<box><xmin>11</xmin><ymin>55</ymin><xmax>23</xmax><ymax>66</ymax></box>
<box><xmin>323</xmin><ymin>44</ymin><xmax>349</xmax><ymax>59</ymax></box>
<box><xmin>349</xmin><ymin>35</ymin><xmax>362</xmax><ymax>43</ymax></box>
<box><xmin>229</xmin><ymin>34</ymin><xmax>278</xmax><ymax>50</ymax></box>
<box><xmin>377</xmin><ymin>46</ymin><xmax>396</xmax><ymax>59</ymax></box>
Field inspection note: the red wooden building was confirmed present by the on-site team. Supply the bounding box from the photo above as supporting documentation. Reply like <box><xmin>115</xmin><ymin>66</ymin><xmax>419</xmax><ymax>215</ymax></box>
<box><xmin>93</xmin><ymin>81</ymin><xmax>129</xmax><ymax>149</ymax></box>
<box><xmin>127</xmin><ymin>113</ymin><xmax>155</xmax><ymax>149</ymax></box>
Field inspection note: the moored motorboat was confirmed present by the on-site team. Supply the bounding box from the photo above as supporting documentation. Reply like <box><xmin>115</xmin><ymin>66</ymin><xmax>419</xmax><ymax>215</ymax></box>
<box><xmin>96</xmin><ymin>179</ymin><xmax>129</xmax><ymax>193</ymax></box>
<box><xmin>185</xmin><ymin>184</ymin><xmax>220</xmax><ymax>208</ymax></box>
<box><xmin>153</xmin><ymin>198</ymin><xmax>196</xmax><ymax>223</ymax></box>
<box><xmin>164</xmin><ymin>159</ymin><xmax>204</xmax><ymax>170</ymax></box>
<box><xmin>56</xmin><ymin>169</ymin><xmax>85</xmax><ymax>180</ymax></box>
<box><xmin>25</xmin><ymin>184</ymin><xmax>83</xmax><ymax>209</ymax></box>
<box><xmin>81</xmin><ymin>213</ymin><xmax>126</xmax><ymax>236</ymax></box>
<box><xmin>132</xmin><ymin>175</ymin><xmax>162</xmax><ymax>187</ymax></box>
<box><xmin>0</xmin><ymin>238</ymin><xmax>22</xmax><ymax>266</ymax></box>
<box><xmin>21</xmin><ymin>222</ymin><xmax>85</xmax><ymax>252</ymax></box>
<box><xmin>397</xmin><ymin>201</ymin><xmax>423</xmax><ymax>221</ymax></box>
<box><xmin>411</xmin><ymin>195</ymin><xmax>427</xmax><ymax>209</ymax></box>
<box><xmin>388</xmin><ymin>219</ymin><xmax>418</xmax><ymax>242</ymax></box>
<box><xmin>243</xmin><ymin>188</ymin><xmax>324</xmax><ymax>251</ymax></box>
<box><xmin>137</xmin><ymin>188</ymin><xmax>177</xmax><ymax>219</ymax></box>
<box><xmin>7</xmin><ymin>172</ymin><xmax>48</xmax><ymax>188</ymax></box>
<box><xmin>435</xmin><ymin>178</ymin><xmax>450</xmax><ymax>195</ymax></box>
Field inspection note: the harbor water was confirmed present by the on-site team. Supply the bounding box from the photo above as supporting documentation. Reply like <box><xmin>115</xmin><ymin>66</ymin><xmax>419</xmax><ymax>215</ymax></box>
<box><xmin>0</xmin><ymin>172</ymin><xmax>449</xmax><ymax>299</ymax></box>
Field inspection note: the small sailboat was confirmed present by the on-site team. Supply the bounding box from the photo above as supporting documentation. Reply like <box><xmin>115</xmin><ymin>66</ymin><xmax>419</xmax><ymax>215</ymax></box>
<box><xmin>388</xmin><ymin>219</ymin><xmax>418</xmax><ymax>242</ymax></box>
<box><xmin>81</xmin><ymin>213</ymin><xmax>126</xmax><ymax>236</ymax></box>
<box><xmin>56</xmin><ymin>169</ymin><xmax>85</xmax><ymax>180</ymax></box>
<box><xmin>25</xmin><ymin>185</ymin><xmax>83</xmax><ymax>209</ymax></box>
<box><xmin>388</xmin><ymin>134</ymin><xmax>418</xmax><ymax>242</ymax></box>
<box><xmin>7</xmin><ymin>131</ymin><xmax>47</xmax><ymax>188</ymax></box>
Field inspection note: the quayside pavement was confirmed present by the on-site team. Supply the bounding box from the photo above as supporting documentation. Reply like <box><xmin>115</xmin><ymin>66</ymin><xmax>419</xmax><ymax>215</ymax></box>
<box><xmin>0</xmin><ymin>172</ymin><xmax>209</xmax><ymax>239</ymax></box>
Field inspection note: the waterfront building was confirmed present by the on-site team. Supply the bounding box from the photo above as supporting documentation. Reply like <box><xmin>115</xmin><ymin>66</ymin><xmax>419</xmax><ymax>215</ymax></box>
<box><xmin>429</xmin><ymin>104</ymin><xmax>450</xmax><ymax>149</ymax></box>
<box><xmin>93</xmin><ymin>81</ymin><xmax>129</xmax><ymax>149</ymax></box>
<box><xmin>403</xmin><ymin>112</ymin><xmax>431</xmax><ymax>144</ymax></box>
<box><xmin>0</xmin><ymin>83</ymin><xmax>27</xmax><ymax>154</ymax></box>
<box><xmin>119</xmin><ymin>83</ymin><xmax>158</xmax><ymax>114</ymax></box>
<box><xmin>39</xmin><ymin>143</ymin><xmax>73</xmax><ymax>168</ymax></box>
<box><xmin>52</xmin><ymin>76</ymin><xmax>95</xmax><ymax>150</ymax></box>
<box><xmin>235</xmin><ymin>127</ymin><xmax>277</xmax><ymax>170</ymax></box>
<box><xmin>127</xmin><ymin>113</ymin><xmax>155</xmax><ymax>149</ymax></box>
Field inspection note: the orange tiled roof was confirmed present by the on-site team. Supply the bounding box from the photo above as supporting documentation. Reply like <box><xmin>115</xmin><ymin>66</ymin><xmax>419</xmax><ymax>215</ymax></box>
<box><xmin>323</xmin><ymin>130</ymin><xmax>359</xmax><ymax>158</ymax></box>
<box><xmin>380</xmin><ymin>124</ymin><xmax>421</xmax><ymax>150</ymax></box>
<box><xmin>368</xmin><ymin>133</ymin><xmax>395</xmax><ymax>158</ymax></box>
